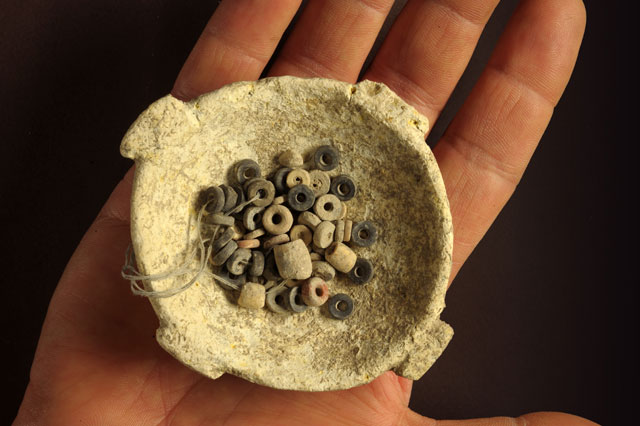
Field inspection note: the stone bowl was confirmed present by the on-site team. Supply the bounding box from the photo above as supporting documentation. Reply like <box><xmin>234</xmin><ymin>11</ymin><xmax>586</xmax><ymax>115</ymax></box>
<box><xmin>120</xmin><ymin>76</ymin><xmax>453</xmax><ymax>391</ymax></box>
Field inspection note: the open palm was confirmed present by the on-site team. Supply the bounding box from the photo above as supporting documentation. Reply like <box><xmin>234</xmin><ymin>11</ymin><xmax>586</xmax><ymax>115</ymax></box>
<box><xmin>15</xmin><ymin>1</ymin><xmax>591</xmax><ymax>425</ymax></box>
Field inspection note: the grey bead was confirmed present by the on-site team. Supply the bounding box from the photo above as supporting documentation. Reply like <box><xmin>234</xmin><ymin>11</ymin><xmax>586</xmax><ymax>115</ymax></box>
<box><xmin>206</xmin><ymin>213</ymin><xmax>235</xmax><ymax>227</ymax></box>
<box><xmin>266</xmin><ymin>286</ymin><xmax>289</xmax><ymax>314</ymax></box>
<box><xmin>232</xmin><ymin>184</ymin><xmax>246</xmax><ymax>210</ymax></box>
<box><xmin>348</xmin><ymin>258</ymin><xmax>373</xmax><ymax>284</ymax></box>
<box><xmin>286</xmin><ymin>286</ymin><xmax>308</xmax><ymax>313</ymax></box>
<box><xmin>330</xmin><ymin>175</ymin><xmax>357</xmax><ymax>201</ymax></box>
<box><xmin>211</xmin><ymin>240</ymin><xmax>238</xmax><ymax>266</ymax></box>
<box><xmin>226</xmin><ymin>248</ymin><xmax>252</xmax><ymax>275</ymax></box>
<box><xmin>313</xmin><ymin>145</ymin><xmax>340</xmax><ymax>171</ymax></box>
<box><xmin>328</xmin><ymin>294</ymin><xmax>354</xmax><ymax>320</ymax></box>
<box><xmin>202</xmin><ymin>186</ymin><xmax>225</xmax><ymax>214</ymax></box>
<box><xmin>263</xmin><ymin>252</ymin><xmax>281</xmax><ymax>281</ymax></box>
<box><xmin>272</xmin><ymin>167</ymin><xmax>292</xmax><ymax>194</ymax></box>
<box><xmin>287</xmin><ymin>184</ymin><xmax>315</xmax><ymax>211</ymax></box>
<box><xmin>350</xmin><ymin>221</ymin><xmax>378</xmax><ymax>247</ymax></box>
<box><xmin>249</xmin><ymin>250</ymin><xmax>265</xmax><ymax>277</ymax></box>
<box><xmin>214</xmin><ymin>267</ymin><xmax>246</xmax><ymax>290</ymax></box>
<box><xmin>246</xmin><ymin>179</ymin><xmax>275</xmax><ymax>207</ymax></box>
<box><xmin>243</xmin><ymin>206</ymin><xmax>264</xmax><ymax>231</ymax></box>
<box><xmin>220</xmin><ymin>184</ymin><xmax>238</xmax><ymax>213</ymax></box>
<box><xmin>211</xmin><ymin>226</ymin><xmax>235</xmax><ymax>253</ymax></box>
<box><xmin>234</xmin><ymin>159</ymin><xmax>261</xmax><ymax>184</ymax></box>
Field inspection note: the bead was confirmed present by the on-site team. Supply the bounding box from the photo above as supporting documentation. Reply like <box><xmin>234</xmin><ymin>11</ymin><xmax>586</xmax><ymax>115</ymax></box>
<box><xmin>266</xmin><ymin>286</ymin><xmax>289</xmax><ymax>314</ymax></box>
<box><xmin>301</xmin><ymin>277</ymin><xmax>329</xmax><ymax>307</ymax></box>
<box><xmin>334</xmin><ymin>219</ymin><xmax>345</xmax><ymax>243</ymax></box>
<box><xmin>311</xmin><ymin>244</ymin><xmax>326</xmax><ymax>256</ymax></box>
<box><xmin>263</xmin><ymin>233</ymin><xmax>290</xmax><ymax>250</ymax></box>
<box><xmin>289</xmin><ymin>224</ymin><xmax>312</xmax><ymax>246</ymax></box>
<box><xmin>262</xmin><ymin>205</ymin><xmax>294</xmax><ymax>235</ymax></box>
<box><xmin>274</xmin><ymin>239</ymin><xmax>313</xmax><ymax>280</ymax></box>
<box><xmin>312</xmin><ymin>260</ymin><xmax>336</xmax><ymax>282</ymax></box>
<box><xmin>211</xmin><ymin>240</ymin><xmax>238</xmax><ymax>266</ymax></box>
<box><xmin>272</xmin><ymin>167</ymin><xmax>292</xmax><ymax>194</ymax></box>
<box><xmin>348</xmin><ymin>258</ymin><xmax>374</xmax><ymax>284</ymax></box>
<box><xmin>351</xmin><ymin>221</ymin><xmax>378</xmax><ymax>247</ymax></box>
<box><xmin>249</xmin><ymin>250</ymin><xmax>265</xmax><ymax>276</ymax></box>
<box><xmin>272</xmin><ymin>195</ymin><xmax>286</xmax><ymax>205</ymax></box>
<box><xmin>234</xmin><ymin>159</ymin><xmax>261</xmax><ymax>184</ymax></box>
<box><xmin>242</xmin><ymin>177</ymin><xmax>263</xmax><ymax>191</ymax></box>
<box><xmin>237</xmin><ymin>282</ymin><xmax>266</xmax><ymax>309</ymax></box>
<box><xmin>344</xmin><ymin>220</ymin><xmax>353</xmax><ymax>242</ymax></box>
<box><xmin>308</xmin><ymin>170</ymin><xmax>331</xmax><ymax>196</ymax></box>
<box><xmin>313</xmin><ymin>145</ymin><xmax>340</xmax><ymax>171</ymax></box>
<box><xmin>246</xmin><ymin>179</ymin><xmax>275</xmax><ymax>207</ymax></box>
<box><xmin>313</xmin><ymin>194</ymin><xmax>342</xmax><ymax>221</ymax></box>
<box><xmin>330</xmin><ymin>175</ymin><xmax>357</xmax><ymax>201</ymax></box>
<box><xmin>339</xmin><ymin>202</ymin><xmax>347</xmax><ymax>220</ymax></box>
<box><xmin>328</xmin><ymin>294</ymin><xmax>354</xmax><ymax>319</ymax></box>
<box><xmin>313</xmin><ymin>221</ymin><xmax>336</xmax><ymax>249</ymax></box>
<box><xmin>286</xmin><ymin>168</ymin><xmax>311</xmax><ymax>188</ymax></box>
<box><xmin>324</xmin><ymin>242</ymin><xmax>357</xmax><ymax>273</ymax></box>
<box><xmin>278</xmin><ymin>149</ymin><xmax>304</xmax><ymax>168</ymax></box>
<box><xmin>263</xmin><ymin>252</ymin><xmax>281</xmax><ymax>281</ymax></box>
<box><xmin>214</xmin><ymin>268</ymin><xmax>246</xmax><ymax>290</ymax></box>
<box><xmin>220</xmin><ymin>184</ymin><xmax>238</xmax><ymax>213</ymax></box>
<box><xmin>286</xmin><ymin>286</ymin><xmax>308</xmax><ymax>313</ymax></box>
<box><xmin>287</xmin><ymin>184</ymin><xmax>315</xmax><ymax>212</ymax></box>
<box><xmin>211</xmin><ymin>226</ymin><xmax>235</xmax><ymax>252</ymax></box>
<box><xmin>237</xmin><ymin>239</ymin><xmax>260</xmax><ymax>249</ymax></box>
<box><xmin>264</xmin><ymin>280</ymin><xmax>277</xmax><ymax>290</ymax></box>
<box><xmin>309</xmin><ymin>252</ymin><xmax>323</xmax><ymax>261</ymax></box>
<box><xmin>231</xmin><ymin>184</ymin><xmax>246</xmax><ymax>211</ymax></box>
<box><xmin>298</xmin><ymin>211</ymin><xmax>321</xmax><ymax>230</ymax></box>
<box><xmin>202</xmin><ymin>186</ymin><xmax>225</xmax><ymax>214</ymax></box>
<box><xmin>242</xmin><ymin>206</ymin><xmax>264</xmax><ymax>231</ymax></box>
<box><xmin>243</xmin><ymin>228</ymin><xmax>265</xmax><ymax>240</ymax></box>
<box><xmin>206</xmin><ymin>213</ymin><xmax>235</xmax><ymax>227</ymax></box>
<box><xmin>285</xmin><ymin>279</ymin><xmax>302</xmax><ymax>288</ymax></box>
<box><xmin>226</xmin><ymin>248</ymin><xmax>252</xmax><ymax>275</ymax></box>
<box><xmin>231</xmin><ymin>222</ymin><xmax>245</xmax><ymax>240</ymax></box>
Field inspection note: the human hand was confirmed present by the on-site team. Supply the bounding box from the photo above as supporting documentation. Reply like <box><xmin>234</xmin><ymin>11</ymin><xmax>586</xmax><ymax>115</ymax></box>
<box><xmin>15</xmin><ymin>0</ymin><xmax>591</xmax><ymax>425</ymax></box>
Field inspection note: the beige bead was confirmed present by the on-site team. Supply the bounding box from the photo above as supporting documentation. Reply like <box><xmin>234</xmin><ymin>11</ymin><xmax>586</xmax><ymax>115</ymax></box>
<box><xmin>312</xmin><ymin>243</ymin><xmax>326</xmax><ymax>256</ymax></box>
<box><xmin>286</xmin><ymin>168</ymin><xmax>311</xmax><ymax>188</ymax></box>
<box><xmin>237</xmin><ymin>239</ymin><xmax>260</xmax><ymax>249</ymax></box>
<box><xmin>243</xmin><ymin>228</ymin><xmax>265</xmax><ymax>240</ymax></box>
<box><xmin>237</xmin><ymin>282</ymin><xmax>266</xmax><ymax>309</ymax></box>
<box><xmin>325</xmin><ymin>242</ymin><xmax>357</xmax><ymax>273</ymax></box>
<box><xmin>334</xmin><ymin>220</ymin><xmax>345</xmax><ymax>243</ymax></box>
<box><xmin>272</xmin><ymin>195</ymin><xmax>286</xmax><ymax>205</ymax></box>
<box><xmin>308</xmin><ymin>170</ymin><xmax>331</xmax><ymax>196</ymax></box>
<box><xmin>231</xmin><ymin>222</ymin><xmax>245</xmax><ymax>240</ymax></box>
<box><xmin>301</xmin><ymin>277</ymin><xmax>330</xmax><ymax>307</ymax></box>
<box><xmin>312</xmin><ymin>260</ymin><xmax>336</xmax><ymax>281</ymax></box>
<box><xmin>274</xmin><ymin>239</ymin><xmax>312</xmax><ymax>280</ymax></box>
<box><xmin>339</xmin><ymin>202</ymin><xmax>347</xmax><ymax>220</ymax></box>
<box><xmin>313</xmin><ymin>221</ymin><xmax>335</xmax><ymax>249</ymax></box>
<box><xmin>263</xmin><ymin>233</ymin><xmax>290</xmax><ymax>250</ymax></box>
<box><xmin>278</xmin><ymin>149</ymin><xmax>304</xmax><ymax>168</ymax></box>
<box><xmin>285</xmin><ymin>279</ymin><xmax>302</xmax><ymax>288</ymax></box>
<box><xmin>309</xmin><ymin>252</ymin><xmax>323</xmax><ymax>261</ymax></box>
<box><xmin>313</xmin><ymin>194</ymin><xmax>343</xmax><ymax>221</ymax></box>
<box><xmin>289</xmin><ymin>224</ymin><xmax>312</xmax><ymax>246</ymax></box>
<box><xmin>298</xmin><ymin>211</ymin><xmax>321</xmax><ymax>230</ymax></box>
<box><xmin>263</xmin><ymin>204</ymin><xmax>294</xmax><ymax>235</ymax></box>
<box><xmin>343</xmin><ymin>220</ymin><xmax>353</xmax><ymax>242</ymax></box>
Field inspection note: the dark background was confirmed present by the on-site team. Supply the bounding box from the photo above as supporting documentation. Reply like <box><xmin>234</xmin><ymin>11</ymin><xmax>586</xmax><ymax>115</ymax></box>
<box><xmin>0</xmin><ymin>0</ymin><xmax>622</xmax><ymax>424</ymax></box>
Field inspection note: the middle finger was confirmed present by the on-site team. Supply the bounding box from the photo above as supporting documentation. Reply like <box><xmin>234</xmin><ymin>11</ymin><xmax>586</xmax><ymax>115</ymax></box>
<box><xmin>268</xmin><ymin>0</ymin><xmax>395</xmax><ymax>82</ymax></box>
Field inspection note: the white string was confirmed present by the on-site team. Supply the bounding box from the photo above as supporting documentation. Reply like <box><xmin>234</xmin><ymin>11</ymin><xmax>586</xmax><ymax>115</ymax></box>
<box><xmin>122</xmin><ymin>194</ymin><xmax>260</xmax><ymax>298</ymax></box>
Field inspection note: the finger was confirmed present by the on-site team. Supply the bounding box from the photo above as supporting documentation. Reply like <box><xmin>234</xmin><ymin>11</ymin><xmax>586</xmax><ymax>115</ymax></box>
<box><xmin>432</xmin><ymin>0</ymin><xmax>586</xmax><ymax>282</ymax></box>
<box><xmin>268</xmin><ymin>0</ymin><xmax>395</xmax><ymax>81</ymax></box>
<box><xmin>404</xmin><ymin>410</ymin><xmax>598</xmax><ymax>425</ymax></box>
<box><xmin>363</xmin><ymin>0</ymin><xmax>500</xmax><ymax>122</ymax></box>
<box><xmin>172</xmin><ymin>0</ymin><xmax>302</xmax><ymax>101</ymax></box>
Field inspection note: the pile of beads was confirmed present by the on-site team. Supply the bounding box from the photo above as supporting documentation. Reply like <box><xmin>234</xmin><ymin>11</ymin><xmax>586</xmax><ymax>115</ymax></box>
<box><xmin>199</xmin><ymin>145</ymin><xmax>377</xmax><ymax>319</ymax></box>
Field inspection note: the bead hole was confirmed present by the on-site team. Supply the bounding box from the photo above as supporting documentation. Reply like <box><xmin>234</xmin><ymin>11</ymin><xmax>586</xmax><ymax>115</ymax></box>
<box><xmin>337</xmin><ymin>183</ymin><xmax>349</xmax><ymax>195</ymax></box>
<box><xmin>254</xmin><ymin>213</ymin><xmax>262</xmax><ymax>223</ymax></box>
<box><xmin>294</xmin><ymin>294</ymin><xmax>303</xmax><ymax>305</ymax></box>
<box><xmin>315</xmin><ymin>287</ymin><xmax>324</xmax><ymax>296</ymax></box>
<box><xmin>275</xmin><ymin>294</ymin><xmax>285</xmax><ymax>306</ymax></box>
<box><xmin>272</xmin><ymin>214</ymin><xmax>282</xmax><ymax>224</ymax></box>
<box><xmin>358</xmin><ymin>229</ymin><xmax>369</xmax><ymax>240</ymax></box>
<box><xmin>296</xmin><ymin>193</ymin><xmax>306</xmax><ymax>202</ymax></box>
<box><xmin>244</xmin><ymin>169</ymin><xmax>256</xmax><ymax>179</ymax></box>
<box><xmin>324</xmin><ymin>202</ymin><xmax>334</xmax><ymax>211</ymax></box>
<box><xmin>337</xmin><ymin>300</ymin><xmax>348</xmax><ymax>311</ymax></box>
<box><xmin>257</xmin><ymin>189</ymin><xmax>266</xmax><ymax>198</ymax></box>
<box><xmin>295</xmin><ymin>177</ymin><xmax>302</xmax><ymax>183</ymax></box>
<box><xmin>320</xmin><ymin>154</ymin><xmax>331</xmax><ymax>166</ymax></box>
<box><xmin>354</xmin><ymin>267</ymin><xmax>362</xmax><ymax>278</ymax></box>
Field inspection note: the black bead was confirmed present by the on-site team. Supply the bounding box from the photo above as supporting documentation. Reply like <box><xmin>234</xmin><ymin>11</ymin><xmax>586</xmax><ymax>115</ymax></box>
<box><xmin>231</xmin><ymin>184</ymin><xmax>246</xmax><ymax>211</ymax></box>
<box><xmin>234</xmin><ymin>159</ymin><xmax>261</xmax><ymax>184</ymax></box>
<box><xmin>272</xmin><ymin>167</ymin><xmax>292</xmax><ymax>194</ymax></box>
<box><xmin>330</xmin><ymin>175</ymin><xmax>357</xmax><ymax>201</ymax></box>
<box><xmin>348</xmin><ymin>258</ymin><xmax>373</xmax><ymax>284</ymax></box>
<box><xmin>215</xmin><ymin>267</ymin><xmax>246</xmax><ymax>290</ymax></box>
<box><xmin>313</xmin><ymin>145</ymin><xmax>340</xmax><ymax>171</ymax></box>
<box><xmin>243</xmin><ymin>206</ymin><xmax>264</xmax><ymax>231</ymax></box>
<box><xmin>287</xmin><ymin>184</ymin><xmax>316</xmax><ymax>211</ymax></box>
<box><xmin>350</xmin><ymin>221</ymin><xmax>377</xmax><ymax>247</ymax></box>
<box><xmin>249</xmin><ymin>251</ymin><xmax>265</xmax><ymax>277</ymax></box>
<box><xmin>328</xmin><ymin>294</ymin><xmax>354</xmax><ymax>319</ymax></box>
<box><xmin>211</xmin><ymin>226</ymin><xmax>235</xmax><ymax>253</ymax></box>
<box><xmin>226</xmin><ymin>248</ymin><xmax>252</xmax><ymax>275</ymax></box>
<box><xmin>202</xmin><ymin>186</ymin><xmax>225</xmax><ymax>214</ymax></box>
<box><xmin>220</xmin><ymin>184</ymin><xmax>238</xmax><ymax>213</ymax></box>
<box><xmin>263</xmin><ymin>252</ymin><xmax>281</xmax><ymax>281</ymax></box>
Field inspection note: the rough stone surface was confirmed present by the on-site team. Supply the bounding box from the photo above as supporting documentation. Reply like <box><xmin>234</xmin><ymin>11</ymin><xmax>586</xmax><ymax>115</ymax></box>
<box><xmin>120</xmin><ymin>76</ymin><xmax>453</xmax><ymax>391</ymax></box>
